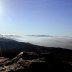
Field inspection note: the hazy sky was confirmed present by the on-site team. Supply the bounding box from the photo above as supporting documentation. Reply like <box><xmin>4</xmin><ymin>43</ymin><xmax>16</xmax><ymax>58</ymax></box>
<box><xmin>0</xmin><ymin>0</ymin><xmax>72</xmax><ymax>36</ymax></box>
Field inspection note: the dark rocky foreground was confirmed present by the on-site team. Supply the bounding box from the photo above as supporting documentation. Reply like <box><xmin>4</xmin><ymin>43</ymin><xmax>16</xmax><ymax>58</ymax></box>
<box><xmin>0</xmin><ymin>51</ymin><xmax>72</xmax><ymax>72</ymax></box>
<box><xmin>0</xmin><ymin>38</ymin><xmax>72</xmax><ymax>72</ymax></box>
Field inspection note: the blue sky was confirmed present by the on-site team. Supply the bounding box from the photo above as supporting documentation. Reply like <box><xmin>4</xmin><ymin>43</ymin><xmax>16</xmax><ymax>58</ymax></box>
<box><xmin>0</xmin><ymin>0</ymin><xmax>72</xmax><ymax>36</ymax></box>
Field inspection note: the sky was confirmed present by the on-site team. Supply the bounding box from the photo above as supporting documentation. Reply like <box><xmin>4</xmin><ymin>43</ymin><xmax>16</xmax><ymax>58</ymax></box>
<box><xmin>0</xmin><ymin>0</ymin><xmax>72</xmax><ymax>36</ymax></box>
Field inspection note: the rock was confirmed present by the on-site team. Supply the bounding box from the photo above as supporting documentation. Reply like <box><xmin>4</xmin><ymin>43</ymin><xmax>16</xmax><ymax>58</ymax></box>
<box><xmin>0</xmin><ymin>57</ymin><xmax>9</xmax><ymax>66</ymax></box>
<box><xmin>0</xmin><ymin>51</ymin><xmax>72</xmax><ymax>72</ymax></box>
<box><xmin>0</xmin><ymin>59</ymin><xmax>44</xmax><ymax>72</ymax></box>
<box><xmin>4</xmin><ymin>52</ymin><xmax>24</xmax><ymax>66</ymax></box>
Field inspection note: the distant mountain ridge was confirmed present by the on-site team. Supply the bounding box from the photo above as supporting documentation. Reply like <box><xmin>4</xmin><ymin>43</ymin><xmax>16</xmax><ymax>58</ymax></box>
<box><xmin>0</xmin><ymin>34</ymin><xmax>72</xmax><ymax>38</ymax></box>
<box><xmin>0</xmin><ymin>34</ymin><xmax>21</xmax><ymax>38</ymax></box>
<box><xmin>26</xmin><ymin>35</ymin><xmax>53</xmax><ymax>37</ymax></box>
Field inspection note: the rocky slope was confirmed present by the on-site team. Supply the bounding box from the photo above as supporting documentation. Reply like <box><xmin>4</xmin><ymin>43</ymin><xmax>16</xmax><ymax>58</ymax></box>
<box><xmin>0</xmin><ymin>51</ymin><xmax>72</xmax><ymax>72</ymax></box>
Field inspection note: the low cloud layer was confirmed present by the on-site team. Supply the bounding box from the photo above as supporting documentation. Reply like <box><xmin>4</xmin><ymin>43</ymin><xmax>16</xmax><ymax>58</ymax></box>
<box><xmin>15</xmin><ymin>36</ymin><xmax>72</xmax><ymax>49</ymax></box>
<box><xmin>0</xmin><ymin>34</ymin><xmax>72</xmax><ymax>49</ymax></box>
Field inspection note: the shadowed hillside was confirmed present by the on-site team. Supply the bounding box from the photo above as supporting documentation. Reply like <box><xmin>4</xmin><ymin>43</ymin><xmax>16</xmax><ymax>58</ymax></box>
<box><xmin>0</xmin><ymin>37</ymin><xmax>72</xmax><ymax>59</ymax></box>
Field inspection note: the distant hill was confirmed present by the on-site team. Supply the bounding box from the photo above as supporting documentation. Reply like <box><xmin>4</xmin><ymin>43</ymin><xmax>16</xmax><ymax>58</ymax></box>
<box><xmin>26</xmin><ymin>35</ymin><xmax>53</xmax><ymax>37</ymax></box>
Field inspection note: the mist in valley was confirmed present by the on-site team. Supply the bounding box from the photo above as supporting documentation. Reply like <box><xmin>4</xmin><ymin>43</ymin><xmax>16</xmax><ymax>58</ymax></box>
<box><xmin>14</xmin><ymin>36</ymin><xmax>72</xmax><ymax>49</ymax></box>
